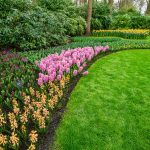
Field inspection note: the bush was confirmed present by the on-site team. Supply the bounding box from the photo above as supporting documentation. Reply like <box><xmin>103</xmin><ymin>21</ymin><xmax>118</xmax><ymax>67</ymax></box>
<box><xmin>91</xmin><ymin>2</ymin><xmax>111</xmax><ymax>30</ymax></box>
<box><xmin>64</xmin><ymin>16</ymin><xmax>86</xmax><ymax>36</ymax></box>
<box><xmin>130</xmin><ymin>16</ymin><xmax>150</xmax><ymax>29</ymax></box>
<box><xmin>0</xmin><ymin>0</ymin><xmax>86</xmax><ymax>51</ymax></box>
<box><xmin>37</xmin><ymin>0</ymin><xmax>72</xmax><ymax>11</ymax></box>
<box><xmin>111</xmin><ymin>14</ymin><xmax>131</xmax><ymax>29</ymax></box>
<box><xmin>0</xmin><ymin>0</ymin><xmax>68</xmax><ymax>50</ymax></box>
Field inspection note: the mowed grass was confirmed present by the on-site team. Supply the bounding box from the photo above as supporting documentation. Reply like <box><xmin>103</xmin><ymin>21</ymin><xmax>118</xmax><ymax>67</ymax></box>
<box><xmin>53</xmin><ymin>50</ymin><xmax>150</xmax><ymax>150</ymax></box>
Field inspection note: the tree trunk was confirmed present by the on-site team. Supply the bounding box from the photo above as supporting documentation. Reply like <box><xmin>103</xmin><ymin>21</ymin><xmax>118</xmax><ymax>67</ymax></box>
<box><xmin>80</xmin><ymin>0</ymin><xmax>87</xmax><ymax>4</ymax></box>
<box><xmin>86</xmin><ymin>0</ymin><xmax>93</xmax><ymax>36</ymax></box>
<box><xmin>108</xmin><ymin>0</ymin><xmax>114</xmax><ymax>15</ymax></box>
<box><xmin>108</xmin><ymin>0</ymin><xmax>114</xmax><ymax>7</ymax></box>
<box><xmin>145</xmin><ymin>0</ymin><xmax>150</xmax><ymax>15</ymax></box>
<box><xmin>118</xmin><ymin>0</ymin><xmax>134</xmax><ymax>10</ymax></box>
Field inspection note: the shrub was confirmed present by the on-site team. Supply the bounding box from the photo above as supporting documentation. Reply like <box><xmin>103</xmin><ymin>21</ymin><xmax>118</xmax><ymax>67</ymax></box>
<box><xmin>130</xmin><ymin>16</ymin><xmax>150</xmax><ymax>29</ymax></box>
<box><xmin>92</xmin><ymin>2</ymin><xmax>111</xmax><ymax>30</ymax></box>
<box><xmin>37</xmin><ymin>0</ymin><xmax>72</xmax><ymax>11</ymax></box>
<box><xmin>0</xmin><ymin>0</ymin><xmax>86</xmax><ymax>51</ymax></box>
<box><xmin>64</xmin><ymin>16</ymin><xmax>86</xmax><ymax>36</ymax></box>
<box><xmin>111</xmin><ymin>14</ymin><xmax>131</xmax><ymax>29</ymax></box>
<box><xmin>0</xmin><ymin>1</ymin><xmax>67</xmax><ymax>50</ymax></box>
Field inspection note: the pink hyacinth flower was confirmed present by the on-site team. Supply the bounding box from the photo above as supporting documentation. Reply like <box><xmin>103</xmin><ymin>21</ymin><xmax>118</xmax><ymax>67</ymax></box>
<box><xmin>43</xmin><ymin>75</ymin><xmax>49</xmax><ymax>83</ymax></box>
<box><xmin>66</xmin><ymin>68</ymin><xmax>70</xmax><ymax>73</ymax></box>
<box><xmin>73</xmin><ymin>70</ymin><xmax>78</xmax><ymax>76</ymax></box>
<box><xmin>38</xmin><ymin>78</ymin><xmax>43</xmax><ymax>86</ymax></box>
<box><xmin>82</xmin><ymin>71</ymin><xmax>88</xmax><ymax>76</ymax></box>
<box><xmin>79</xmin><ymin>66</ymin><xmax>83</xmax><ymax>73</ymax></box>
<box><xmin>57</xmin><ymin>75</ymin><xmax>62</xmax><ymax>81</ymax></box>
<box><xmin>49</xmin><ymin>75</ymin><xmax>55</xmax><ymax>82</ymax></box>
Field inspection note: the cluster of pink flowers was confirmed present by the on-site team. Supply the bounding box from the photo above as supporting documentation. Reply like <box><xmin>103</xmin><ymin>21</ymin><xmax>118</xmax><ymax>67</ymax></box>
<box><xmin>36</xmin><ymin>46</ymin><xmax>109</xmax><ymax>86</ymax></box>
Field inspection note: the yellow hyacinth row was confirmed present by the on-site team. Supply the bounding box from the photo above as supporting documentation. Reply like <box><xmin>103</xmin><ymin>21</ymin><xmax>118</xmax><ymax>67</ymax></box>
<box><xmin>94</xmin><ymin>29</ymin><xmax>149</xmax><ymax>34</ymax></box>
<box><xmin>93</xmin><ymin>29</ymin><xmax>150</xmax><ymax>39</ymax></box>
<box><xmin>0</xmin><ymin>75</ymin><xmax>70</xmax><ymax>150</ymax></box>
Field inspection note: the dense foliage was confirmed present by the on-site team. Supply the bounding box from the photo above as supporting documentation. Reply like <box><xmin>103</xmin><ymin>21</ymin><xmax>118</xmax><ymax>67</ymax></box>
<box><xmin>0</xmin><ymin>0</ymin><xmax>86</xmax><ymax>50</ymax></box>
<box><xmin>111</xmin><ymin>15</ymin><xmax>150</xmax><ymax>29</ymax></box>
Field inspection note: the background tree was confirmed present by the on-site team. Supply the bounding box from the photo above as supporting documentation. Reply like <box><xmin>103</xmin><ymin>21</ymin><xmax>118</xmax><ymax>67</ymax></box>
<box><xmin>86</xmin><ymin>0</ymin><xmax>93</xmax><ymax>35</ymax></box>
<box><xmin>145</xmin><ymin>0</ymin><xmax>150</xmax><ymax>15</ymax></box>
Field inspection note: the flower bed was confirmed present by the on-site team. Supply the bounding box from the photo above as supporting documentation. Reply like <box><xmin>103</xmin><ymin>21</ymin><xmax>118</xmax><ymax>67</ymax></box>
<box><xmin>19</xmin><ymin>40</ymin><xmax>150</xmax><ymax>63</ymax></box>
<box><xmin>0</xmin><ymin>46</ymin><xmax>109</xmax><ymax>149</ymax></box>
<box><xmin>93</xmin><ymin>29</ymin><xmax>150</xmax><ymax>39</ymax></box>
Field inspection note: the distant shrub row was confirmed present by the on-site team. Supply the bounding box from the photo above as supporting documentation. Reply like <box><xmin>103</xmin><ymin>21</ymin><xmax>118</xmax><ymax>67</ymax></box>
<box><xmin>111</xmin><ymin>15</ymin><xmax>150</xmax><ymax>29</ymax></box>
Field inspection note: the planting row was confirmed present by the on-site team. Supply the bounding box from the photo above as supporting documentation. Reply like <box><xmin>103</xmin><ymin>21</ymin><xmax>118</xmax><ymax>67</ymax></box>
<box><xmin>19</xmin><ymin>39</ymin><xmax>150</xmax><ymax>63</ymax></box>
<box><xmin>0</xmin><ymin>46</ymin><xmax>109</xmax><ymax>149</ymax></box>
<box><xmin>93</xmin><ymin>29</ymin><xmax>150</xmax><ymax>39</ymax></box>
<box><xmin>72</xmin><ymin>37</ymin><xmax>122</xmax><ymax>43</ymax></box>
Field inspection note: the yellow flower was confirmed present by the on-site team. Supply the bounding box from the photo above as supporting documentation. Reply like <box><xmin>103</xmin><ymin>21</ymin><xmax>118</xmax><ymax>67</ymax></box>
<box><xmin>12</xmin><ymin>98</ymin><xmax>18</xmax><ymax>106</ymax></box>
<box><xmin>10</xmin><ymin>132</ymin><xmax>19</xmax><ymax>147</ymax></box>
<box><xmin>0</xmin><ymin>147</ymin><xmax>4</xmax><ymax>150</ymax></box>
<box><xmin>21</xmin><ymin>124</ymin><xmax>26</xmax><ymax>133</ymax></box>
<box><xmin>42</xmin><ymin>108</ymin><xmax>49</xmax><ymax>119</ymax></box>
<box><xmin>0</xmin><ymin>134</ymin><xmax>7</xmax><ymax>146</ymax></box>
<box><xmin>0</xmin><ymin>114</ymin><xmax>6</xmax><ymax>127</ymax></box>
<box><xmin>36</xmin><ymin>91</ymin><xmax>41</xmax><ymax>99</ymax></box>
<box><xmin>27</xmin><ymin>144</ymin><xmax>36</xmax><ymax>150</ymax></box>
<box><xmin>58</xmin><ymin>90</ymin><xmax>63</xmax><ymax>98</ymax></box>
<box><xmin>20</xmin><ymin>112</ymin><xmax>28</xmax><ymax>124</ymax></box>
<box><xmin>24</xmin><ymin>96</ymin><xmax>30</xmax><ymax>105</ymax></box>
<box><xmin>48</xmin><ymin>99</ymin><xmax>55</xmax><ymax>109</ymax></box>
<box><xmin>60</xmin><ymin>80</ymin><xmax>65</xmax><ymax>89</ymax></box>
<box><xmin>41</xmin><ymin>93</ymin><xmax>46</xmax><ymax>106</ymax></box>
<box><xmin>29</xmin><ymin>87</ymin><xmax>35</xmax><ymax>96</ymax></box>
<box><xmin>29</xmin><ymin>130</ymin><xmax>38</xmax><ymax>143</ymax></box>
<box><xmin>11</xmin><ymin>99</ymin><xmax>20</xmax><ymax>115</ymax></box>
<box><xmin>13</xmin><ymin>107</ymin><xmax>20</xmax><ymax>115</ymax></box>
<box><xmin>8</xmin><ymin>113</ymin><xmax>18</xmax><ymax>131</ymax></box>
<box><xmin>32</xmin><ymin>110</ymin><xmax>41</xmax><ymax>121</ymax></box>
<box><xmin>38</xmin><ymin>116</ymin><xmax>46</xmax><ymax>129</ymax></box>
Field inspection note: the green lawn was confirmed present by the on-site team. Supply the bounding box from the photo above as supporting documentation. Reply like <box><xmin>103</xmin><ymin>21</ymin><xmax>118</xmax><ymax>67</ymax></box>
<box><xmin>54</xmin><ymin>50</ymin><xmax>150</xmax><ymax>150</ymax></box>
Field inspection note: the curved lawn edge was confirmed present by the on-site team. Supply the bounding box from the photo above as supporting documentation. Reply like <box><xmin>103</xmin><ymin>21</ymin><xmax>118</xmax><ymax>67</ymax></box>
<box><xmin>37</xmin><ymin>49</ymin><xmax>150</xmax><ymax>150</ymax></box>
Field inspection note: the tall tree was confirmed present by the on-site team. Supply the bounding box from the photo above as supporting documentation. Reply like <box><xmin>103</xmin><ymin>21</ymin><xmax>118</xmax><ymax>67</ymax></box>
<box><xmin>118</xmin><ymin>0</ymin><xmax>134</xmax><ymax>10</ymax></box>
<box><xmin>145</xmin><ymin>0</ymin><xmax>150</xmax><ymax>15</ymax></box>
<box><xmin>108</xmin><ymin>0</ymin><xmax>114</xmax><ymax>7</ymax></box>
<box><xmin>86</xmin><ymin>0</ymin><xmax>93</xmax><ymax>35</ymax></box>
